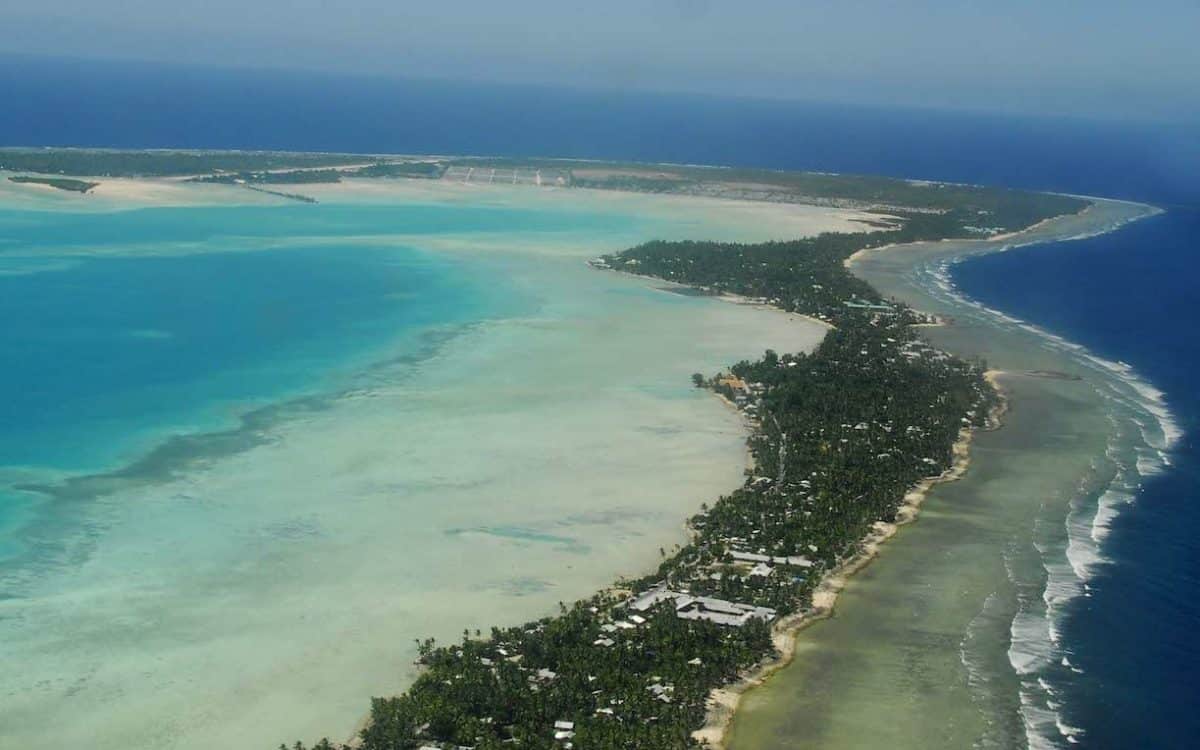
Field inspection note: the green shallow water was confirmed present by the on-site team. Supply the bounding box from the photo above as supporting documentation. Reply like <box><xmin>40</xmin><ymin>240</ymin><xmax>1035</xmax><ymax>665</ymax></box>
<box><xmin>727</xmin><ymin>200</ymin><xmax>1160</xmax><ymax>750</ymax></box>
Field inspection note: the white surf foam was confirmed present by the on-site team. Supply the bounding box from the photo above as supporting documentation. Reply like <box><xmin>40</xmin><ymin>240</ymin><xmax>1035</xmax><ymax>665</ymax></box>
<box><xmin>913</xmin><ymin>221</ymin><xmax>1179</xmax><ymax>750</ymax></box>
<box><xmin>1009</xmin><ymin>607</ymin><xmax>1056</xmax><ymax>675</ymax></box>
<box><xmin>1091</xmin><ymin>486</ymin><xmax>1135</xmax><ymax>544</ymax></box>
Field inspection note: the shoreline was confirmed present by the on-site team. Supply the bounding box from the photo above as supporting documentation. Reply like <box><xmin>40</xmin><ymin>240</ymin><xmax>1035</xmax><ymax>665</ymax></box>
<box><xmin>691</xmin><ymin>369</ymin><xmax>1008</xmax><ymax>748</ymax></box>
<box><xmin>692</xmin><ymin>196</ymin><xmax>1161</xmax><ymax>747</ymax></box>
<box><xmin>601</xmin><ymin>268</ymin><xmax>837</xmax><ymax>335</ymax></box>
<box><xmin>322</xmin><ymin>188</ymin><xmax>1157</xmax><ymax>748</ymax></box>
<box><xmin>844</xmin><ymin>198</ymin><xmax>1164</xmax><ymax>272</ymax></box>
<box><xmin>331</xmin><ymin>265</ymin><xmax>837</xmax><ymax>746</ymax></box>
<box><xmin>333</xmin><ymin>266</ymin><xmax>986</xmax><ymax>747</ymax></box>
<box><xmin>712</xmin><ymin>197</ymin><xmax>1163</xmax><ymax>749</ymax></box>
<box><xmin>1</xmin><ymin>158</ymin><xmax>1164</xmax><ymax>750</ymax></box>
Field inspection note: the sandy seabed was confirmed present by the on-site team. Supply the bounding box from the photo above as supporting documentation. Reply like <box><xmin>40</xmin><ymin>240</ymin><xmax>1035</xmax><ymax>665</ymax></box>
<box><xmin>0</xmin><ymin>176</ymin><xmax>883</xmax><ymax>750</ymax></box>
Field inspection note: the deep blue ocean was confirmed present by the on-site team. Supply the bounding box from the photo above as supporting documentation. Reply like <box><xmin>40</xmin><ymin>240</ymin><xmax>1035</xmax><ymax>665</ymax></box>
<box><xmin>952</xmin><ymin>213</ymin><xmax>1200</xmax><ymax>747</ymax></box>
<box><xmin>1</xmin><ymin>55</ymin><xmax>1196</xmax><ymax>748</ymax></box>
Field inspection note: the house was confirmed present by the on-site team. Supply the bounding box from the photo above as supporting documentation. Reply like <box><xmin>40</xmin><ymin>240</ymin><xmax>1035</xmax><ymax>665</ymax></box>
<box><xmin>627</xmin><ymin>584</ymin><xmax>678</xmax><ymax>612</ymax></box>
<box><xmin>554</xmin><ymin>720</ymin><xmax>576</xmax><ymax>742</ymax></box>
<box><xmin>749</xmin><ymin>562</ymin><xmax>774</xmax><ymax>577</ymax></box>
<box><xmin>627</xmin><ymin>582</ymin><xmax>777</xmax><ymax>627</ymax></box>
<box><xmin>673</xmin><ymin>595</ymin><xmax>777</xmax><ymax>627</ymax></box>
<box><xmin>716</xmin><ymin>375</ymin><xmax>749</xmax><ymax>393</ymax></box>
<box><xmin>844</xmin><ymin>299</ymin><xmax>895</xmax><ymax>312</ymax></box>
<box><xmin>729</xmin><ymin>550</ymin><xmax>813</xmax><ymax>568</ymax></box>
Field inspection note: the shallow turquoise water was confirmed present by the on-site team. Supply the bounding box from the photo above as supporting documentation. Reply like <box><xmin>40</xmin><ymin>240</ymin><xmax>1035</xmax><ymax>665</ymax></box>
<box><xmin>0</xmin><ymin>204</ymin><xmax>545</xmax><ymax>570</ymax></box>
<box><xmin>0</xmin><ymin>239</ymin><xmax>483</xmax><ymax>471</ymax></box>
<box><xmin>0</xmin><ymin>198</ymin><xmax>662</xmax><ymax>541</ymax></box>
<box><xmin>0</xmin><ymin>188</ymin><xmax>836</xmax><ymax>750</ymax></box>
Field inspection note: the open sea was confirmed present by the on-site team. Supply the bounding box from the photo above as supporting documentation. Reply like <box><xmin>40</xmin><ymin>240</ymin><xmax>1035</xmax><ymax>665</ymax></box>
<box><xmin>1</xmin><ymin>55</ymin><xmax>1197</xmax><ymax>748</ymax></box>
<box><xmin>949</xmin><ymin>211</ymin><xmax>1200</xmax><ymax>748</ymax></box>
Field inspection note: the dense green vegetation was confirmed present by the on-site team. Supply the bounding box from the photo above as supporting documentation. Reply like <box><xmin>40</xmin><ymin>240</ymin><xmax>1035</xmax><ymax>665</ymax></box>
<box><xmin>352</xmin><ymin>161</ymin><xmax>445</xmax><ymax>179</ymax></box>
<box><xmin>7</xmin><ymin>175</ymin><xmax>98</xmax><ymax>193</ymax></box>
<box><xmin>603</xmin><ymin>212</ymin><xmax>971</xmax><ymax>323</ymax></box>
<box><xmin>285</xmin><ymin>197</ymin><xmax>1038</xmax><ymax>750</ymax></box>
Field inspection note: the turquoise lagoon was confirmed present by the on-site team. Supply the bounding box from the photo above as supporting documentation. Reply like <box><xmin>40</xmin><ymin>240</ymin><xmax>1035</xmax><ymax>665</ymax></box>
<box><xmin>0</xmin><ymin>183</ymin><xmax>846</xmax><ymax>749</ymax></box>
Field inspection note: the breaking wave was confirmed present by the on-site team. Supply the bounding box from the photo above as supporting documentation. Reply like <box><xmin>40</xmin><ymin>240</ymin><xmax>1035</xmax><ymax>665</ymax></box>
<box><xmin>918</xmin><ymin>236</ymin><xmax>1180</xmax><ymax>749</ymax></box>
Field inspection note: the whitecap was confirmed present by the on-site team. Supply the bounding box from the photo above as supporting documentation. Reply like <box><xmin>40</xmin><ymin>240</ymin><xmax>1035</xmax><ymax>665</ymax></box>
<box><xmin>1009</xmin><ymin>608</ymin><xmax>1056</xmax><ymax>675</ymax></box>
<box><xmin>1091</xmin><ymin>487</ymin><xmax>1134</xmax><ymax>543</ymax></box>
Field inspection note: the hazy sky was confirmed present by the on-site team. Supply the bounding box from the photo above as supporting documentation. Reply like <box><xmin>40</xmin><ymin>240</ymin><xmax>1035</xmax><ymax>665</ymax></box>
<box><xmin>4</xmin><ymin>1</ymin><xmax>1198</xmax><ymax>121</ymax></box>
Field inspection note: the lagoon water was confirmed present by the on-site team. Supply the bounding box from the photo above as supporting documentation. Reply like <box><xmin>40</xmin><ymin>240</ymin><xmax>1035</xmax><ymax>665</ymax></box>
<box><xmin>0</xmin><ymin>184</ymin><xmax>848</xmax><ymax>748</ymax></box>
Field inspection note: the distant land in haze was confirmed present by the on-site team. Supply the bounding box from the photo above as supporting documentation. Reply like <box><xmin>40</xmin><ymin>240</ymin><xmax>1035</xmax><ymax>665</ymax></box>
<box><xmin>1</xmin><ymin>55</ymin><xmax>1197</xmax><ymax>207</ymax></box>
<box><xmin>7</xmin><ymin>175</ymin><xmax>98</xmax><ymax>192</ymax></box>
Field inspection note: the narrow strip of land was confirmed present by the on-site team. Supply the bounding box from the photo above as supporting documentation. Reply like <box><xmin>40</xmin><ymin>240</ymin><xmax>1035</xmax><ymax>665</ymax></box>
<box><xmin>0</xmin><ymin>148</ymin><xmax>1095</xmax><ymax>750</ymax></box>
<box><xmin>278</xmin><ymin>173</ymin><xmax>1082</xmax><ymax>750</ymax></box>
